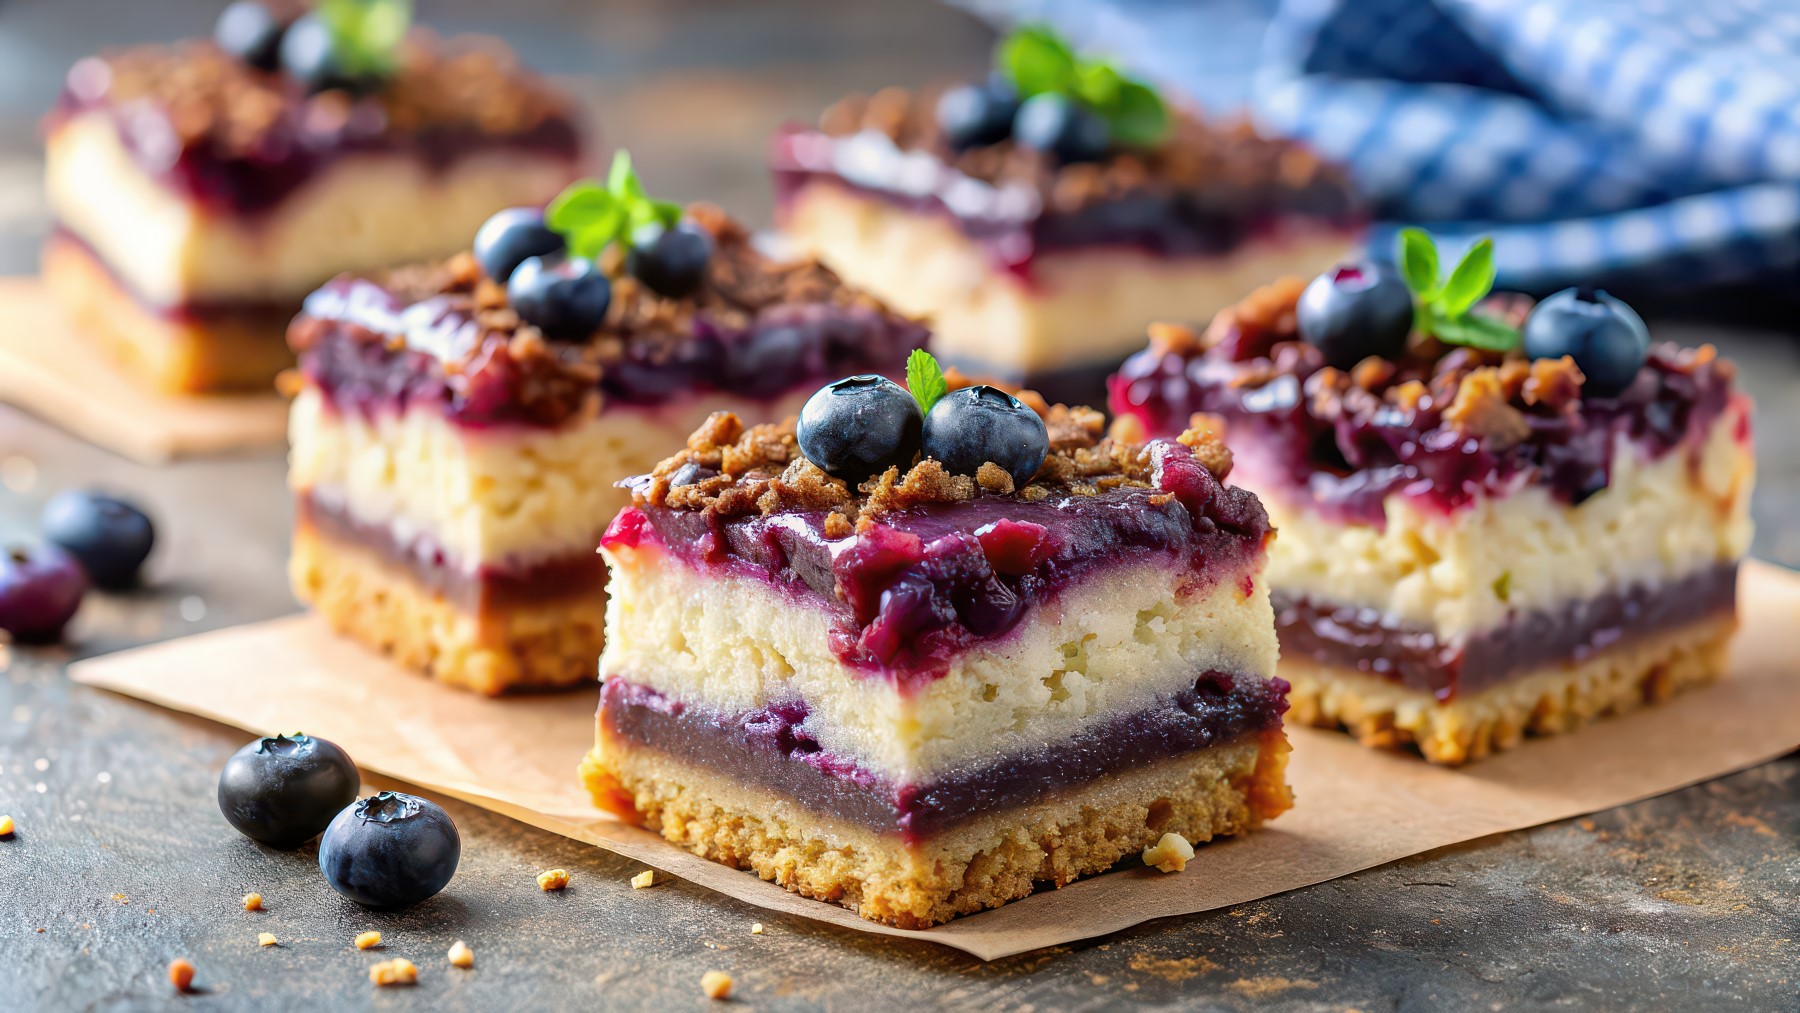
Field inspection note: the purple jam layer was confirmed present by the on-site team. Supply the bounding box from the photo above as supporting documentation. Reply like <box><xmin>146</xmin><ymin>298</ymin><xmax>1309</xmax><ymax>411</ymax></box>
<box><xmin>295</xmin><ymin>276</ymin><xmax>927</xmax><ymax>426</ymax></box>
<box><xmin>297</xmin><ymin>494</ymin><xmax>603</xmax><ymax>613</ymax></box>
<box><xmin>771</xmin><ymin>127</ymin><xmax>1361</xmax><ymax>283</ymax></box>
<box><xmin>1275</xmin><ymin>562</ymin><xmax>1738</xmax><ymax>700</ymax></box>
<box><xmin>604</xmin><ymin>440</ymin><xmax>1270</xmax><ymax>686</ymax></box>
<box><xmin>50</xmin><ymin>92</ymin><xmax>580</xmax><ymax>218</ymax></box>
<box><xmin>600</xmin><ymin>671</ymin><xmax>1287</xmax><ymax>845</ymax></box>
<box><xmin>1110</xmin><ymin>343</ymin><xmax>1742</xmax><ymax>525</ymax></box>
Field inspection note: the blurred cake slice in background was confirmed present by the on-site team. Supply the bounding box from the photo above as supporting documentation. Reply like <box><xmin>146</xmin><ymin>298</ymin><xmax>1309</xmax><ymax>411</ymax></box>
<box><xmin>771</xmin><ymin>26</ymin><xmax>1362</xmax><ymax>407</ymax></box>
<box><xmin>42</xmin><ymin>1</ymin><xmax>583</xmax><ymax>394</ymax></box>
<box><xmin>286</xmin><ymin>161</ymin><xmax>928</xmax><ymax>695</ymax></box>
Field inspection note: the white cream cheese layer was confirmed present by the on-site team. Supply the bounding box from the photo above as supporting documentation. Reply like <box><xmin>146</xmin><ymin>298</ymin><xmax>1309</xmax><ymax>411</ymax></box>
<box><xmin>598</xmin><ymin>547</ymin><xmax>1279</xmax><ymax>783</ymax></box>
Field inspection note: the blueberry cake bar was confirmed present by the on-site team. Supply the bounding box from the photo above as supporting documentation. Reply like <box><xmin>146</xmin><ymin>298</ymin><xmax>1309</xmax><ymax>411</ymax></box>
<box><xmin>43</xmin><ymin>2</ymin><xmax>581</xmax><ymax>393</ymax></box>
<box><xmin>772</xmin><ymin>27</ymin><xmax>1360</xmax><ymax>405</ymax></box>
<box><xmin>287</xmin><ymin>176</ymin><xmax>927</xmax><ymax>695</ymax></box>
<box><xmin>581</xmin><ymin>368</ymin><xmax>1291</xmax><ymax>926</ymax></box>
<box><xmin>1110</xmin><ymin>244</ymin><xmax>1754</xmax><ymax>763</ymax></box>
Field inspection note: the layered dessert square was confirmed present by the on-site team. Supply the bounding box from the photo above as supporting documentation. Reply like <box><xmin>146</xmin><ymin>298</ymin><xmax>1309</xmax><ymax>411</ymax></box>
<box><xmin>43</xmin><ymin>7</ymin><xmax>581</xmax><ymax>393</ymax></box>
<box><xmin>287</xmin><ymin>202</ymin><xmax>927</xmax><ymax>695</ymax></box>
<box><xmin>1109</xmin><ymin>266</ymin><xmax>1755</xmax><ymax>764</ymax></box>
<box><xmin>771</xmin><ymin>32</ymin><xmax>1361</xmax><ymax>406</ymax></box>
<box><xmin>581</xmin><ymin>401</ymin><xmax>1292</xmax><ymax>927</ymax></box>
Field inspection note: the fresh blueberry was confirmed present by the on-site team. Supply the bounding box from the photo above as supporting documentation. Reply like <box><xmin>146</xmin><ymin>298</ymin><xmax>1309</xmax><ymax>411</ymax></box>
<box><xmin>508</xmin><ymin>255</ymin><xmax>613</xmax><ymax>341</ymax></box>
<box><xmin>473</xmin><ymin>208</ymin><xmax>564</xmax><ymax>285</ymax></box>
<box><xmin>319</xmin><ymin>791</ymin><xmax>460</xmax><ymax>909</ymax></box>
<box><xmin>627</xmin><ymin>220</ymin><xmax>714</xmax><ymax>299</ymax></box>
<box><xmin>214</xmin><ymin>1</ymin><xmax>287</xmax><ymax>72</ymax></box>
<box><xmin>217</xmin><ymin>733</ymin><xmax>359</xmax><ymax>850</ymax></box>
<box><xmin>1522</xmin><ymin>287</ymin><xmax>1651</xmax><ymax>397</ymax></box>
<box><xmin>936</xmin><ymin>78</ymin><xmax>1019</xmax><ymax>151</ymax></box>
<box><xmin>0</xmin><ymin>544</ymin><xmax>87</xmax><ymax>643</ymax></box>
<box><xmin>41</xmin><ymin>489</ymin><xmax>155</xmax><ymax>589</ymax></box>
<box><xmin>279</xmin><ymin>13</ymin><xmax>367</xmax><ymax>94</ymax></box>
<box><xmin>921</xmin><ymin>385</ymin><xmax>1049</xmax><ymax>487</ymax></box>
<box><xmin>1296</xmin><ymin>261</ymin><xmax>1415</xmax><ymax>369</ymax></box>
<box><xmin>1013</xmin><ymin>93</ymin><xmax>1110</xmax><ymax>163</ymax></box>
<box><xmin>796</xmin><ymin>375</ymin><xmax>923</xmax><ymax>484</ymax></box>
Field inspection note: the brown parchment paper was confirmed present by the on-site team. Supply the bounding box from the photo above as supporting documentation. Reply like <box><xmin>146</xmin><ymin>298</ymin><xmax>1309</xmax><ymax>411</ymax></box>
<box><xmin>0</xmin><ymin>277</ymin><xmax>289</xmax><ymax>463</ymax></box>
<box><xmin>69</xmin><ymin>562</ymin><xmax>1800</xmax><ymax>960</ymax></box>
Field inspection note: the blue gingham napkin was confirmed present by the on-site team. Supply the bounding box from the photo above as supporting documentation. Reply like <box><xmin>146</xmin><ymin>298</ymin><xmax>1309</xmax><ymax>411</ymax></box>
<box><xmin>955</xmin><ymin>0</ymin><xmax>1800</xmax><ymax>293</ymax></box>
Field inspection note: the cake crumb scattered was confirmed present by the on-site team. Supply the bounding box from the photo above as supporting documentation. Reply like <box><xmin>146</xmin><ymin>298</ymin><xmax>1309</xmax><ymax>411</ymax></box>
<box><xmin>1143</xmin><ymin>832</ymin><xmax>1196</xmax><ymax>873</ymax></box>
<box><xmin>257</xmin><ymin>932</ymin><xmax>278</xmax><ymax>947</ymax></box>
<box><xmin>448</xmin><ymin>940</ymin><xmax>474</xmax><ymax>968</ymax></box>
<box><xmin>241</xmin><ymin>892</ymin><xmax>262</xmax><ymax>911</ymax></box>
<box><xmin>0</xmin><ymin>814</ymin><xmax>13</xmax><ymax>837</ymax></box>
<box><xmin>701</xmin><ymin>970</ymin><xmax>733</xmax><ymax>1000</ymax></box>
<box><xmin>537</xmin><ymin>868</ymin><xmax>571</xmax><ymax>891</ymax></box>
<box><xmin>369</xmin><ymin>957</ymin><xmax>418</xmax><ymax>987</ymax></box>
<box><xmin>167</xmin><ymin>958</ymin><xmax>195</xmax><ymax>992</ymax></box>
<box><xmin>354</xmin><ymin>930</ymin><xmax>382</xmax><ymax>950</ymax></box>
<box><xmin>750</xmin><ymin>923</ymin><xmax>764</xmax><ymax>935</ymax></box>
<box><xmin>630</xmin><ymin>870</ymin><xmax>656</xmax><ymax>889</ymax></box>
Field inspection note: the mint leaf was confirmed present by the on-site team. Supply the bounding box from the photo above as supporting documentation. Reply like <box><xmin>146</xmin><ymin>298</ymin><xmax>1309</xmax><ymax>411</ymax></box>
<box><xmin>1438</xmin><ymin>237</ymin><xmax>1496</xmax><ymax>317</ymax></box>
<box><xmin>996</xmin><ymin>25</ymin><xmax>1171</xmax><ymax>149</ymax></box>
<box><xmin>1427</xmin><ymin>309</ymin><xmax>1520</xmax><ymax>352</ymax></box>
<box><xmin>1397</xmin><ymin>228</ymin><xmax>1439</xmax><ymax>297</ymax></box>
<box><xmin>905</xmin><ymin>349</ymin><xmax>947</xmax><ymax>416</ymax></box>
<box><xmin>606</xmin><ymin>151</ymin><xmax>645</xmax><ymax>204</ymax></box>
<box><xmin>999</xmin><ymin>25</ymin><xmax>1077</xmax><ymax>97</ymax></box>
<box><xmin>1073</xmin><ymin>62</ymin><xmax>1124</xmax><ymax>109</ymax></box>
<box><xmin>543</xmin><ymin>152</ymin><xmax>686</xmax><ymax>259</ymax></box>
<box><xmin>1105</xmin><ymin>80</ymin><xmax>1169</xmax><ymax>147</ymax></box>
<box><xmin>317</xmin><ymin>0</ymin><xmax>412</xmax><ymax>77</ymax></box>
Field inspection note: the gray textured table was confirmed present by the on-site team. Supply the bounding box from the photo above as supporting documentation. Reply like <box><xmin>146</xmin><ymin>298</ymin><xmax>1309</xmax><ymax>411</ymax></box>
<box><xmin>2</xmin><ymin>2</ymin><xmax>1797</xmax><ymax>1009</ymax></box>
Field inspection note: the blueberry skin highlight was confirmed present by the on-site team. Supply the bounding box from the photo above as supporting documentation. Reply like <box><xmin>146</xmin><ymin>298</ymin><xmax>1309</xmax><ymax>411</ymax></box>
<box><xmin>217</xmin><ymin>734</ymin><xmax>360</xmax><ymax>850</ymax></box>
<box><xmin>1296</xmin><ymin>261</ymin><xmax>1415</xmax><ymax>369</ymax></box>
<box><xmin>797</xmin><ymin>376</ymin><xmax>924</xmax><ymax>484</ymax></box>
<box><xmin>922</xmin><ymin>385</ymin><xmax>1050</xmax><ymax>487</ymax></box>
<box><xmin>319</xmin><ymin>792</ymin><xmax>461</xmax><ymax>910</ymax></box>
<box><xmin>508</xmin><ymin>255</ymin><xmax>614</xmax><ymax>341</ymax></box>
<box><xmin>1013</xmin><ymin>93</ymin><xmax>1110</xmax><ymax>163</ymax></box>
<box><xmin>279</xmin><ymin>13</ymin><xmax>361</xmax><ymax>94</ymax></box>
<box><xmin>474</xmin><ymin>208</ymin><xmax>565</xmax><ymax>285</ymax></box>
<box><xmin>936</xmin><ymin>79</ymin><xmax>1019</xmax><ymax>151</ymax></box>
<box><xmin>627</xmin><ymin>220</ymin><xmax>714</xmax><ymax>298</ymax></box>
<box><xmin>41</xmin><ymin>489</ymin><xmax>155</xmax><ymax>589</ymax></box>
<box><xmin>214</xmin><ymin>1</ymin><xmax>286</xmax><ymax>72</ymax></box>
<box><xmin>1522</xmin><ymin>288</ymin><xmax>1651</xmax><ymax>397</ymax></box>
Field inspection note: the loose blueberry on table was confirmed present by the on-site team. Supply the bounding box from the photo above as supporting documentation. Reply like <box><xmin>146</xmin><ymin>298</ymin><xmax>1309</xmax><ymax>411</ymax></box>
<box><xmin>1296</xmin><ymin>261</ymin><xmax>1414</xmax><ymax>369</ymax></box>
<box><xmin>319</xmin><ymin>791</ymin><xmax>461</xmax><ymax>909</ymax></box>
<box><xmin>1522</xmin><ymin>287</ymin><xmax>1651</xmax><ymax>397</ymax></box>
<box><xmin>40</xmin><ymin>489</ymin><xmax>155</xmax><ymax>589</ymax></box>
<box><xmin>0</xmin><ymin>544</ymin><xmax>87</xmax><ymax>642</ymax></box>
<box><xmin>474</xmin><ymin>207</ymin><xmax>565</xmax><ymax>285</ymax></box>
<box><xmin>796</xmin><ymin>375</ymin><xmax>923</xmax><ymax>484</ymax></box>
<box><xmin>922</xmin><ymin>385</ymin><xmax>1050</xmax><ymax>487</ymax></box>
<box><xmin>217</xmin><ymin>733</ymin><xmax>360</xmax><ymax>850</ymax></box>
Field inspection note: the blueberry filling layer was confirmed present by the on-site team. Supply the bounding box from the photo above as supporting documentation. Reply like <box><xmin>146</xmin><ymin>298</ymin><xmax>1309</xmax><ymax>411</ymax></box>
<box><xmin>293</xmin><ymin>277</ymin><xmax>925</xmax><ymax>427</ymax></box>
<box><xmin>771</xmin><ymin>128</ymin><xmax>1360</xmax><ymax>281</ymax></box>
<box><xmin>605</xmin><ymin>444</ymin><xmax>1271</xmax><ymax>683</ymax></box>
<box><xmin>1274</xmin><ymin>562</ymin><xmax>1738</xmax><ymax>700</ymax></box>
<box><xmin>297</xmin><ymin>494</ymin><xmax>604</xmax><ymax>613</ymax></box>
<box><xmin>600</xmin><ymin>672</ymin><xmax>1287</xmax><ymax>845</ymax></box>
<box><xmin>1111</xmin><ymin>342</ymin><xmax>1739</xmax><ymax>524</ymax></box>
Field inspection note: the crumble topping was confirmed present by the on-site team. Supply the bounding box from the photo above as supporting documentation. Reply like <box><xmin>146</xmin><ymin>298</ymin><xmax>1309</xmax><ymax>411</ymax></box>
<box><xmin>700</xmin><ymin>970</ymin><xmax>733</xmax><ymax>1001</ymax></box>
<box><xmin>369</xmin><ymin>957</ymin><xmax>419</xmax><ymax>987</ymax></box>
<box><xmin>354</xmin><ymin>930</ymin><xmax>382</xmax><ymax>950</ymax></box>
<box><xmin>448</xmin><ymin>940</ymin><xmax>474</xmax><ymax>968</ymax></box>
<box><xmin>1142</xmin><ymin>832</ymin><xmax>1195</xmax><ymax>873</ymax></box>
<box><xmin>813</xmin><ymin>87</ymin><xmax>1355</xmax><ymax>218</ymax></box>
<box><xmin>630</xmin><ymin>870</ymin><xmax>657</xmax><ymax>889</ymax></box>
<box><xmin>241</xmin><ymin>892</ymin><xmax>262</xmax><ymax>911</ymax></box>
<box><xmin>633</xmin><ymin>405</ymin><xmax>1235</xmax><ymax>523</ymax></box>
<box><xmin>56</xmin><ymin>30</ymin><xmax>573</xmax><ymax>161</ymax></box>
<box><xmin>257</xmin><ymin>932</ymin><xmax>279</xmax><ymax>947</ymax></box>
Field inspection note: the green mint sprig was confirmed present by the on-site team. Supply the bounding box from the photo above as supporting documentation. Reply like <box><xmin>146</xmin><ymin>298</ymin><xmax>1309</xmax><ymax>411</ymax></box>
<box><xmin>1397</xmin><ymin>228</ymin><xmax>1521</xmax><ymax>352</ymax></box>
<box><xmin>316</xmin><ymin>0</ymin><xmax>413</xmax><ymax>78</ymax></box>
<box><xmin>544</xmin><ymin>151</ymin><xmax>682</xmax><ymax>260</ymax></box>
<box><xmin>997</xmin><ymin>25</ymin><xmax>1169</xmax><ymax>147</ymax></box>
<box><xmin>905</xmin><ymin>349</ymin><xmax>948</xmax><ymax>416</ymax></box>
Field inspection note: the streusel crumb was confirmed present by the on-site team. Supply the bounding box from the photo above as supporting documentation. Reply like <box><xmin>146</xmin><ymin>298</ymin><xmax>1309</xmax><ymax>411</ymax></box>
<box><xmin>448</xmin><ymin>940</ymin><xmax>474</xmax><ymax>968</ymax></box>
<box><xmin>750</xmin><ymin>923</ymin><xmax>764</xmax><ymax>935</ymax></box>
<box><xmin>257</xmin><ymin>932</ymin><xmax>278</xmax><ymax>947</ymax></box>
<box><xmin>369</xmin><ymin>957</ymin><xmax>418</xmax><ymax>987</ymax></box>
<box><xmin>701</xmin><ymin>970</ymin><xmax>733</xmax><ymax>1000</ymax></box>
<box><xmin>167</xmin><ymin>958</ymin><xmax>195</xmax><ymax>992</ymax></box>
<box><xmin>241</xmin><ymin>892</ymin><xmax>262</xmax><ymax>911</ymax></box>
<box><xmin>354</xmin><ymin>930</ymin><xmax>382</xmax><ymax>950</ymax></box>
<box><xmin>630</xmin><ymin>870</ymin><xmax>656</xmax><ymax>889</ymax></box>
<box><xmin>0</xmin><ymin>815</ymin><xmax>14</xmax><ymax>837</ymax></box>
<box><xmin>537</xmin><ymin>868</ymin><xmax>570</xmax><ymax>891</ymax></box>
<box><xmin>1142</xmin><ymin>832</ymin><xmax>1196</xmax><ymax>873</ymax></box>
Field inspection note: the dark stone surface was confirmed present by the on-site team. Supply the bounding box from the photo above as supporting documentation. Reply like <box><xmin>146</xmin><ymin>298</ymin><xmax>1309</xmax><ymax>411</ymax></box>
<box><xmin>1</xmin><ymin>1</ymin><xmax>1797</xmax><ymax>1009</ymax></box>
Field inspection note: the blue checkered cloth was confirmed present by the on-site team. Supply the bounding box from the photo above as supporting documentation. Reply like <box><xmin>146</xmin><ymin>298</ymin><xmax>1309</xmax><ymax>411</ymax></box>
<box><xmin>954</xmin><ymin>0</ymin><xmax>1800</xmax><ymax>292</ymax></box>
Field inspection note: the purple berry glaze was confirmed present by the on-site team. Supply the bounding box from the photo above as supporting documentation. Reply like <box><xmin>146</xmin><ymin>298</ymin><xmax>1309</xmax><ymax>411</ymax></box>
<box><xmin>1109</xmin><ymin>338</ymin><xmax>1744</xmax><ymax>526</ymax></box>
<box><xmin>600</xmin><ymin>672</ymin><xmax>1287</xmax><ymax>845</ymax></box>
<box><xmin>604</xmin><ymin>438</ymin><xmax>1271</xmax><ymax>687</ymax></box>
<box><xmin>770</xmin><ymin>127</ymin><xmax>1363</xmax><ymax>284</ymax></box>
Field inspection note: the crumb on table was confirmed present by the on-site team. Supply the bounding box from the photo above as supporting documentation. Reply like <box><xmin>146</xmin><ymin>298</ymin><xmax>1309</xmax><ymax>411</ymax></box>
<box><xmin>241</xmin><ymin>892</ymin><xmax>263</xmax><ymax>911</ymax></box>
<box><xmin>537</xmin><ymin>868</ymin><xmax>570</xmax><ymax>891</ymax></box>
<box><xmin>369</xmin><ymin>957</ymin><xmax>418</xmax><ymax>987</ymax></box>
<box><xmin>257</xmin><ymin>932</ymin><xmax>278</xmax><ymax>947</ymax></box>
<box><xmin>750</xmin><ymin>923</ymin><xmax>763</xmax><ymax>935</ymax></box>
<box><xmin>0</xmin><ymin>814</ymin><xmax>14</xmax><ymax>837</ymax></box>
<box><xmin>448</xmin><ymin>940</ymin><xmax>474</xmax><ymax>969</ymax></box>
<box><xmin>167</xmin><ymin>958</ymin><xmax>195</xmax><ymax>992</ymax></box>
<box><xmin>701</xmin><ymin>970</ymin><xmax>733</xmax><ymax>1000</ymax></box>
<box><xmin>354</xmin><ymin>930</ymin><xmax>382</xmax><ymax>950</ymax></box>
<box><xmin>630</xmin><ymin>870</ymin><xmax>656</xmax><ymax>889</ymax></box>
<box><xmin>1143</xmin><ymin>832</ymin><xmax>1196</xmax><ymax>873</ymax></box>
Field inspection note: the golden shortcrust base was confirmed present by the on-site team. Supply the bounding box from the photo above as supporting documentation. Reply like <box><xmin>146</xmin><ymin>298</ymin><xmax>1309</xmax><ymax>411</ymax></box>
<box><xmin>290</xmin><ymin>524</ymin><xmax>603</xmax><ymax>696</ymax></box>
<box><xmin>581</xmin><ymin>730</ymin><xmax>1292</xmax><ymax>928</ymax></box>
<box><xmin>42</xmin><ymin>233</ymin><xmax>294</xmax><ymax>394</ymax></box>
<box><xmin>1283</xmin><ymin>614</ymin><xmax>1737</xmax><ymax>764</ymax></box>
